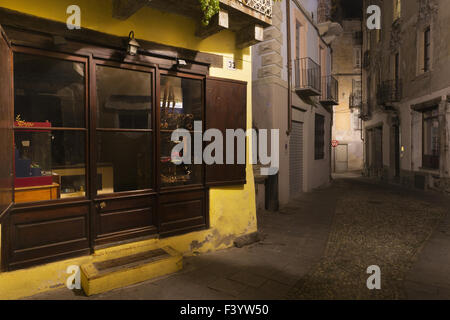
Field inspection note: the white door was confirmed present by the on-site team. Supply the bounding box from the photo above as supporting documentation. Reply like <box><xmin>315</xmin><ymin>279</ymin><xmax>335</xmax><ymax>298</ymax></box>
<box><xmin>335</xmin><ymin>144</ymin><xmax>348</xmax><ymax>173</ymax></box>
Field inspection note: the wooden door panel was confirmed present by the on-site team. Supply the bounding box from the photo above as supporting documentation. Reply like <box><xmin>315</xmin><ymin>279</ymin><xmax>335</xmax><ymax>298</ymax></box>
<box><xmin>8</xmin><ymin>203</ymin><xmax>90</xmax><ymax>270</ymax></box>
<box><xmin>94</xmin><ymin>194</ymin><xmax>156</xmax><ymax>246</ymax></box>
<box><xmin>159</xmin><ymin>190</ymin><xmax>207</xmax><ymax>237</ymax></box>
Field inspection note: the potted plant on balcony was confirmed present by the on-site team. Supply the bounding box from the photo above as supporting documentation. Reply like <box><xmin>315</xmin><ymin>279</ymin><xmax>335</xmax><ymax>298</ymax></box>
<box><xmin>199</xmin><ymin>0</ymin><xmax>220</xmax><ymax>25</ymax></box>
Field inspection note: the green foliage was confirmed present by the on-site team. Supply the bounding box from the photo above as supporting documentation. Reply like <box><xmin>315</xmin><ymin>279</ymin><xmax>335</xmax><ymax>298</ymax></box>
<box><xmin>199</xmin><ymin>0</ymin><xmax>278</xmax><ymax>26</ymax></box>
<box><xmin>199</xmin><ymin>0</ymin><xmax>220</xmax><ymax>26</ymax></box>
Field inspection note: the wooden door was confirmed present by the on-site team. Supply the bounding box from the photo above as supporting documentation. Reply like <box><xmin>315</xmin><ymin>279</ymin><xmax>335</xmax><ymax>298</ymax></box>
<box><xmin>92</xmin><ymin>61</ymin><xmax>157</xmax><ymax>246</ymax></box>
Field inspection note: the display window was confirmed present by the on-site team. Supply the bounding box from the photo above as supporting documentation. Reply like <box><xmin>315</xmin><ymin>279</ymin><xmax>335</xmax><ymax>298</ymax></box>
<box><xmin>95</xmin><ymin>63</ymin><xmax>154</xmax><ymax>195</ymax></box>
<box><xmin>13</xmin><ymin>50</ymin><xmax>88</xmax><ymax>203</ymax></box>
<box><xmin>160</xmin><ymin>74</ymin><xmax>203</xmax><ymax>188</ymax></box>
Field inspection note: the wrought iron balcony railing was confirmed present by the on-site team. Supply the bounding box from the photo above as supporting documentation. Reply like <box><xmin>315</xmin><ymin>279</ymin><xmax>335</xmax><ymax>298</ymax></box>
<box><xmin>293</xmin><ymin>57</ymin><xmax>321</xmax><ymax>96</ymax></box>
<box><xmin>377</xmin><ymin>79</ymin><xmax>402</xmax><ymax>105</ymax></box>
<box><xmin>320</xmin><ymin>75</ymin><xmax>339</xmax><ymax>105</ymax></box>
<box><xmin>237</xmin><ymin>0</ymin><xmax>272</xmax><ymax>17</ymax></box>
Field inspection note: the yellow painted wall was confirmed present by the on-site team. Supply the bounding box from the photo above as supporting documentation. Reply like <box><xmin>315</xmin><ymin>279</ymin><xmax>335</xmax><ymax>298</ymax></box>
<box><xmin>0</xmin><ymin>0</ymin><xmax>257</xmax><ymax>299</ymax></box>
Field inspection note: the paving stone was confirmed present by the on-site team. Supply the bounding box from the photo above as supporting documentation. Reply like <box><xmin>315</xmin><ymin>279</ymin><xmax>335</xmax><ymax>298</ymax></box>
<box><xmin>228</xmin><ymin>271</ymin><xmax>268</xmax><ymax>288</ymax></box>
<box><xmin>259</xmin><ymin>279</ymin><xmax>291</xmax><ymax>298</ymax></box>
<box><xmin>182</xmin><ymin>268</ymin><xmax>220</xmax><ymax>287</ymax></box>
<box><xmin>207</xmin><ymin>278</ymin><xmax>248</xmax><ymax>297</ymax></box>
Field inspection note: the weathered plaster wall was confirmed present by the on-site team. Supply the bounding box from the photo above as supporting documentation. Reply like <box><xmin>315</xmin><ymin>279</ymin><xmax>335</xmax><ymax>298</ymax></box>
<box><xmin>252</xmin><ymin>0</ymin><xmax>332</xmax><ymax>206</ymax></box>
<box><xmin>362</xmin><ymin>0</ymin><xmax>450</xmax><ymax>192</ymax></box>
<box><xmin>331</xmin><ymin>19</ymin><xmax>363</xmax><ymax>172</ymax></box>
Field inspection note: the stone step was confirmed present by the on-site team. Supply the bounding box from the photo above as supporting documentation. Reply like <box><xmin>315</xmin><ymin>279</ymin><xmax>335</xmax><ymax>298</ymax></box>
<box><xmin>80</xmin><ymin>246</ymin><xmax>182</xmax><ymax>296</ymax></box>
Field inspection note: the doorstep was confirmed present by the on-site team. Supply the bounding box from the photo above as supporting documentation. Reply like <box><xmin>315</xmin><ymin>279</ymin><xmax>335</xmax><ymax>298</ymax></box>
<box><xmin>81</xmin><ymin>246</ymin><xmax>183</xmax><ymax>296</ymax></box>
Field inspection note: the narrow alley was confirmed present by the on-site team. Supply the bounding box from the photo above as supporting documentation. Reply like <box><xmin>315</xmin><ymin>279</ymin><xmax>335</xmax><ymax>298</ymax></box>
<box><xmin>27</xmin><ymin>175</ymin><xmax>450</xmax><ymax>300</ymax></box>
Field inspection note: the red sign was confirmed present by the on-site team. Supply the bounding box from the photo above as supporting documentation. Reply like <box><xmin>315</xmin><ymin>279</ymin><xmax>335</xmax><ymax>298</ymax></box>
<box><xmin>332</xmin><ymin>140</ymin><xmax>339</xmax><ymax>148</ymax></box>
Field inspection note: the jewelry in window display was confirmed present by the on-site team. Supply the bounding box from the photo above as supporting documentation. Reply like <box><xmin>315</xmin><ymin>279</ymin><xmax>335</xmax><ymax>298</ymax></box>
<box><xmin>161</xmin><ymin>144</ymin><xmax>193</xmax><ymax>184</ymax></box>
<box><xmin>160</xmin><ymin>83</ymin><xmax>195</xmax><ymax>130</ymax></box>
<box><xmin>15</xmin><ymin>114</ymin><xmax>34</xmax><ymax>127</ymax></box>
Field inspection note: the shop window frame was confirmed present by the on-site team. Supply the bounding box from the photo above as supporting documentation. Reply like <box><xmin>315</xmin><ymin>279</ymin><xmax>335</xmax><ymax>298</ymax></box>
<box><xmin>92</xmin><ymin>59</ymin><xmax>157</xmax><ymax>199</ymax></box>
<box><xmin>157</xmin><ymin>70</ymin><xmax>206</xmax><ymax>193</ymax></box>
<box><xmin>12</xmin><ymin>46</ymin><xmax>90</xmax><ymax>208</ymax></box>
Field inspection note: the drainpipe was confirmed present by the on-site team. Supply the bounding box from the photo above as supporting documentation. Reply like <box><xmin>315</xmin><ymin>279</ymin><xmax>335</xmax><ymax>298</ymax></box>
<box><xmin>286</xmin><ymin>0</ymin><xmax>292</xmax><ymax>135</ymax></box>
<box><xmin>359</xmin><ymin>16</ymin><xmax>365</xmax><ymax>173</ymax></box>
<box><xmin>330</xmin><ymin>107</ymin><xmax>333</xmax><ymax>180</ymax></box>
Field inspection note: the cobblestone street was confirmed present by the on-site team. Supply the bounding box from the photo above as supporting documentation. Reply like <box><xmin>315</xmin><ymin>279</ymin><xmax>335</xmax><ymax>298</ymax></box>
<box><xmin>28</xmin><ymin>175</ymin><xmax>450</xmax><ymax>300</ymax></box>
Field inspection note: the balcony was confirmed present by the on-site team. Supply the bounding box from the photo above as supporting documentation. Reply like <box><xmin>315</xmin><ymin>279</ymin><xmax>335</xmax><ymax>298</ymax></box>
<box><xmin>377</xmin><ymin>80</ymin><xmax>402</xmax><ymax>106</ymax></box>
<box><xmin>349</xmin><ymin>79</ymin><xmax>362</xmax><ymax>109</ymax></box>
<box><xmin>112</xmin><ymin>0</ymin><xmax>272</xmax><ymax>48</ymax></box>
<box><xmin>349</xmin><ymin>92</ymin><xmax>362</xmax><ymax>109</ymax></box>
<box><xmin>319</xmin><ymin>75</ymin><xmax>339</xmax><ymax>105</ymax></box>
<box><xmin>293</xmin><ymin>58</ymin><xmax>321</xmax><ymax>97</ymax></box>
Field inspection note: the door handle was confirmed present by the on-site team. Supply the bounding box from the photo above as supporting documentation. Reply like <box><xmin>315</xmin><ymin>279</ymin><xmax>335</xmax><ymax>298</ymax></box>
<box><xmin>96</xmin><ymin>202</ymin><xmax>107</xmax><ymax>210</ymax></box>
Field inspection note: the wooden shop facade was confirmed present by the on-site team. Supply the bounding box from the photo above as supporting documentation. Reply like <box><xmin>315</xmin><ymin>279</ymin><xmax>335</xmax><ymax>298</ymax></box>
<box><xmin>0</xmin><ymin>2</ymin><xmax>269</xmax><ymax>272</ymax></box>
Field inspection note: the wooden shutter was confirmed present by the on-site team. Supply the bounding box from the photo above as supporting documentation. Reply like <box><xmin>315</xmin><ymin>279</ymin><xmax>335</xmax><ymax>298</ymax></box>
<box><xmin>0</xmin><ymin>25</ymin><xmax>13</xmax><ymax>220</ymax></box>
<box><xmin>205</xmin><ymin>76</ymin><xmax>247</xmax><ymax>186</ymax></box>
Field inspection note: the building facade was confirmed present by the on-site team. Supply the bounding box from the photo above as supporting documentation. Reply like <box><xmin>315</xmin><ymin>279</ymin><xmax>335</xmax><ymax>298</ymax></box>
<box><xmin>331</xmin><ymin>19</ymin><xmax>364</xmax><ymax>173</ymax></box>
<box><xmin>252</xmin><ymin>0</ymin><xmax>341</xmax><ymax>207</ymax></box>
<box><xmin>0</xmin><ymin>0</ymin><xmax>270</xmax><ymax>298</ymax></box>
<box><xmin>362</xmin><ymin>0</ymin><xmax>450</xmax><ymax>192</ymax></box>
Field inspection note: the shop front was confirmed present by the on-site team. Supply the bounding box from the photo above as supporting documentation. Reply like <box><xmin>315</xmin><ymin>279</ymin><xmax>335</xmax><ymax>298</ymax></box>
<box><xmin>0</xmin><ymin>2</ymin><xmax>258</xmax><ymax>281</ymax></box>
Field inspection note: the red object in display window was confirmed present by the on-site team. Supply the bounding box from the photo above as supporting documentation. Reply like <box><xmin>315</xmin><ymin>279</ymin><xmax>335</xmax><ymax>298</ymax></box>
<box><xmin>14</xmin><ymin>120</ymin><xmax>51</xmax><ymax>131</ymax></box>
<box><xmin>15</xmin><ymin>176</ymin><xmax>54</xmax><ymax>188</ymax></box>
<box><xmin>14</xmin><ymin>121</ymin><xmax>53</xmax><ymax>188</ymax></box>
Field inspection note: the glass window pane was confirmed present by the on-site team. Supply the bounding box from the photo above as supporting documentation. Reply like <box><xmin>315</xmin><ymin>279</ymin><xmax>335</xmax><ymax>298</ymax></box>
<box><xmin>14</xmin><ymin>130</ymin><xmax>86</xmax><ymax>203</ymax></box>
<box><xmin>160</xmin><ymin>132</ymin><xmax>202</xmax><ymax>187</ymax></box>
<box><xmin>160</xmin><ymin>75</ymin><xmax>202</xmax><ymax>131</ymax></box>
<box><xmin>97</xmin><ymin>132</ymin><xmax>152</xmax><ymax>194</ymax></box>
<box><xmin>14</xmin><ymin>53</ymin><xmax>85</xmax><ymax>128</ymax></box>
<box><xmin>96</xmin><ymin>65</ymin><xmax>152</xmax><ymax>129</ymax></box>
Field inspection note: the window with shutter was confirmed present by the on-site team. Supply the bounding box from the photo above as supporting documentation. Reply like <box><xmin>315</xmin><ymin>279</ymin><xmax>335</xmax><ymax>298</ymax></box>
<box><xmin>205</xmin><ymin>76</ymin><xmax>247</xmax><ymax>186</ymax></box>
<box><xmin>314</xmin><ymin>114</ymin><xmax>325</xmax><ymax>160</ymax></box>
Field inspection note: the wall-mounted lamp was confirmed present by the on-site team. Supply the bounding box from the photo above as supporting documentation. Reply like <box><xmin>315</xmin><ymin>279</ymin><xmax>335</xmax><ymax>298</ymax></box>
<box><xmin>127</xmin><ymin>31</ymin><xmax>140</xmax><ymax>56</ymax></box>
<box><xmin>177</xmin><ymin>59</ymin><xmax>187</xmax><ymax>66</ymax></box>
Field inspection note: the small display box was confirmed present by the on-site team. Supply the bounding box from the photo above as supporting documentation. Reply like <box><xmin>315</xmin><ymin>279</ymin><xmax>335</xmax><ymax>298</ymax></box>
<box><xmin>14</xmin><ymin>120</ymin><xmax>60</xmax><ymax>203</ymax></box>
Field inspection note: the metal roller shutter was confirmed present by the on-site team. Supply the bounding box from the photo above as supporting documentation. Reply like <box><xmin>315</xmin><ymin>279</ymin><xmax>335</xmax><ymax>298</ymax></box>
<box><xmin>289</xmin><ymin>121</ymin><xmax>304</xmax><ymax>197</ymax></box>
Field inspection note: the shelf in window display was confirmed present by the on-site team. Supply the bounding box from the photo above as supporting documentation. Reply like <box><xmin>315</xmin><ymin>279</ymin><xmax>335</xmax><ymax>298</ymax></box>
<box><xmin>14</xmin><ymin>120</ymin><xmax>52</xmax><ymax>131</ymax></box>
<box><xmin>160</xmin><ymin>112</ymin><xmax>195</xmax><ymax>130</ymax></box>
